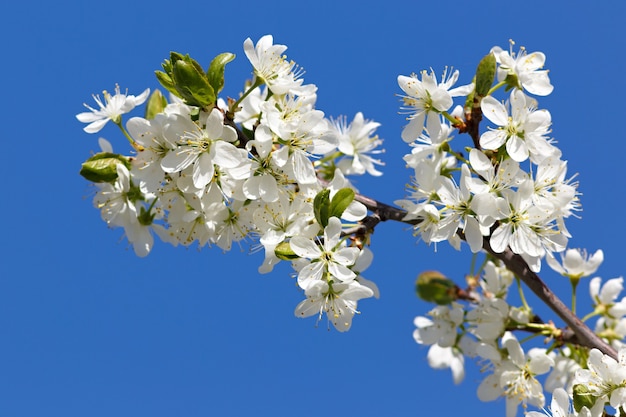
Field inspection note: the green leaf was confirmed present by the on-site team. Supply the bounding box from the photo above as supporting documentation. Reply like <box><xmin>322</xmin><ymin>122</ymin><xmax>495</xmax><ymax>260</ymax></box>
<box><xmin>475</xmin><ymin>52</ymin><xmax>496</xmax><ymax>97</ymax></box>
<box><xmin>313</xmin><ymin>188</ymin><xmax>331</xmax><ymax>228</ymax></box>
<box><xmin>79</xmin><ymin>152</ymin><xmax>130</xmax><ymax>183</ymax></box>
<box><xmin>154</xmin><ymin>53</ymin><xmax>180</xmax><ymax>96</ymax></box>
<box><xmin>160</xmin><ymin>58</ymin><xmax>173</xmax><ymax>74</ymax></box>
<box><xmin>572</xmin><ymin>384</ymin><xmax>598</xmax><ymax>412</ymax></box>
<box><xmin>415</xmin><ymin>271</ymin><xmax>457</xmax><ymax>305</ymax></box>
<box><xmin>171</xmin><ymin>59</ymin><xmax>216</xmax><ymax>108</ymax></box>
<box><xmin>187</xmin><ymin>54</ymin><xmax>206</xmax><ymax>76</ymax></box>
<box><xmin>168</xmin><ymin>52</ymin><xmax>185</xmax><ymax>65</ymax></box>
<box><xmin>207</xmin><ymin>52</ymin><xmax>235</xmax><ymax>95</ymax></box>
<box><xmin>329</xmin><ymin>188</ymin><xmax>355</xmax><ymax>219</ymax></box>
<box><xmin>156</xmin><ymin>52</ymin><xmax>217</xmax><ymax>108</ymax></box>
<box><xmin>144</xmin><ymin>89</ymin><xmax>168</xmax><ymax>120</ymax></box>
<box><xmin>155</xmin><ymin>70</ymin><xmax>178</xmax><ymax>97</ymax></box>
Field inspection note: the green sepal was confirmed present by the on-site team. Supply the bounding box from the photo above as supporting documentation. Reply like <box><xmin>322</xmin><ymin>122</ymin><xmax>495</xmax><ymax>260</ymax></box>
<box><xmin>137</xmin><ymin>206</ymin><xmax>155</xmax><ymax>226</ymax></box>
<box><xmin>80</xmin><ymin>152</ymin><xmax>131</xmax><ymax>183</ymax></box>
<box><xmin>144</xmin><ymin>89</ymin><xmax>168</xmax><ymax>120</ymax></box>
<box><xmin>572</xmin><ymin>384</ymin><xmax>598</xmax><ymax>412</ymax></box>
<box><xmin>313</xmin><ymin>188</ymin><xmax>331</xmax><ymax>228</ymax></box>
<box><xmin>274</xmin><ymin>241</ymin><xmax>300</xmax><ymax>261</ymax></box>
<box><xmin>329</xmin><ymin>188</ymin><xmax>355</xmax><ymax>220</ymax></box>
<box><xmin>416</xmin><ymin>271</ymin><xmax>457</xmax><ymax>305</ymax></box>
<box><xmin>171</xmin><ymin>58</ymin><xmax>216</xmax><ymax>108</ymax></box>
<box><xmin>503</xmin><ymin>72</ymin><xmax>521</xmax><ymax>92</ymax></box>
<box><xmin>475</xmin><ymin>53</ymin><xmax>496</xmax><ymax>97</ymax></box>
<box><xmin>207</xmin><ymin>52</ymin><xmax>235</xmax><ymax>96</ymax></box>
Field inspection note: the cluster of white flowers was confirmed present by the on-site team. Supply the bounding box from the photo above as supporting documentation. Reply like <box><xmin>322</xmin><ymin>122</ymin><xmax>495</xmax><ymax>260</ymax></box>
<box><xmin>396</xmin><ymin>44</ymin><xmax>577</xmax><ymax>272</ymax></box>
<box><xmin>413</xmin><ymin>245</ymin><xmax>626</xmax><ymax>417</ymax></box>
<box><xmin>572</xmin><ymin>347</ymin><xmax>626</xmax><ymax>417</ymax></box>
<box><xmin>399</xmin><ymin>41</ymin><xmax>626</xmax><ymax>417</ymax></box>
<box><xmin>414</xmin><ymin>260</ymin><xmax>554</xmax><ymax>416</ymax></box>
<box><xmin>526</xmin><ymin>345</ymin><xmax>626</xmax><ymax>417</ymax></box>
<box><xmin>78</xmin><ymin>35</ymin><xmax>384</xmax><ymax>331</ymax></box>
<box><xmin>78</xmin><ymin>36</ymin><xmax>623</xmax><ymax>417</ymax></box>
<box><xmin>589</xmin><ymin>276</ymin><xmax>626</xmax><ymax>351</ymax></box>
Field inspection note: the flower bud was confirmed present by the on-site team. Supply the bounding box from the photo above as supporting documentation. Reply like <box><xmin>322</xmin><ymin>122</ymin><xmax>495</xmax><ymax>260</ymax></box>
<box><xmin>79</xmin><ymin>152</ymin><xmax>131</xmax><ymax>183</ymax></box>
<box><xmin>416</xmin><ymin>271</ymin><xmax>458</xmax><ymax>305</ymax></box>
<box><xmin>144</xmin><ymin>89</ymin><xmax>167</xmax><ymax>120</ymax></box>
<box><xmin>274</xmin><ymin>241</ymin><xmax>300</xmax><ymax>261</ymax></box>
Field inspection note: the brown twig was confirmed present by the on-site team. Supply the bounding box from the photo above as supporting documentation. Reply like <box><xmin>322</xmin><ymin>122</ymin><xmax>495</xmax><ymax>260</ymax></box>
<box><xmin>223</xmin><ymin>107</ymin><xmax>618</xmax><ymax>359</ymax></box>
<box><xmin>353</xmin><ymin>191</ymin><xmax>617</xmax><ymax>358</ymax></box>
<box><xmin>481</xmin><ymin>237</ymin><xmax>617</xmax><ymax>358</ymax></box>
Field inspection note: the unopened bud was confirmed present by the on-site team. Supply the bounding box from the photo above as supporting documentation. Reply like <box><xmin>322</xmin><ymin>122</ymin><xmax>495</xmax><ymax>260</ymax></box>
<box><xmin>80</xmin><ymin>152</ymin><xmax>131</xmax><ymax>183</ymax></box>
<box><xmin>274</xmin><ymin>241</ymin><xmax>299</xmax><ymax>261</ymax></box>
<box><xmin>416</xmin><ymin>271</ymin><xmax>458</xmax><ymax>305</ymax></box>
<box><xmin>145</xmin><ymin>89</ymin><xmax>168</xmax><ymax>120</ymax></box>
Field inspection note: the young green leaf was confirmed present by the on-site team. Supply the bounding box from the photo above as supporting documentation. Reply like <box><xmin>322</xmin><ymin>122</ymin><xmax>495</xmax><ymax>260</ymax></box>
<box><xmin>208</xmin><ymin>52</ymin><xmax>235</xmax><ymax>96</ymax></box>
<box><xmin>313</xmin><ymin>188</ymin><xmax>331</xmax><ymax>228</ymax></box>
<box><xmin>475</xmin><ymin>52</ymin><xmax>496</xmax><ymax>97</ymax></box>
<box><xmin>155</xmin><ymin>53</ymin><xmax>186</xmax><ymax>97</ymax></box>
<box><xmin>329</xmin><ymin>188</ymin><xmax>355</xmax><ymax>219</ymax></box>
<box><xmin>171</xmin><ymin>59</ymin><xmax>216</xmax><ymax>108</ymax></box>
<box><xmin>155</xmin><ymin>70</ymin><xmax>178</xmax><ymax>97</ymax></box>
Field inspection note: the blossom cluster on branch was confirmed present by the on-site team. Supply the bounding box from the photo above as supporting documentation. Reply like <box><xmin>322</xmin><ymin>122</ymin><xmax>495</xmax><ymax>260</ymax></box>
<box><xmin>77</xmin><ymin>36</ymin><xmax>626</xmax><ymax>417</ymax></box>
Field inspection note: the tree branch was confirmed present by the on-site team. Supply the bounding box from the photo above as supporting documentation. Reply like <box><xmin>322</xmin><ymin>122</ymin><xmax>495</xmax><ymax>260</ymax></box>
<box><xmin>353</xmin><ymin>191</ymin><xmax>618</xmax><ymax>359</ymax></box>
<box><xmin>482</xmin><ymin>239</ymin><xmax>617</xmax><ymax>358</ymax></box>
<box><xmin>224</xmin><ymin>109</ymin><xmax>618</xmax><ymax>358</ymax></box>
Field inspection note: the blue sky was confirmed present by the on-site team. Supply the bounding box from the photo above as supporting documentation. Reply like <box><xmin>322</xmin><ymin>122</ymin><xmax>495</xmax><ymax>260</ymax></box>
<box><xmin>2</xmin><ymin>1</ymin><xmax>626</xmax><ymax>416</ymax></box>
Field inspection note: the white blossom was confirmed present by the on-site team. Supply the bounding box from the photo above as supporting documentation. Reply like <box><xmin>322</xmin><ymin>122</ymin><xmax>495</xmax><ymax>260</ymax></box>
<box><xmin>77</xmin><ymin>85</ymin><xmax>149</xmax><ymax>133</ymax></box>
<box><xmin>480</xmin><ymin>90</ymin><xmax>557</xmax><ymax>163</ymax></box>
<box><xmin>243</xmin><ymin>35</ymin><xmax>315</xmax><ymax>96</ymax></box>
<box><xmin>330</xmin><ymin>112</ymin><xmax>385</xmax><ymax>177</ymax></box>
<box><xmin>492</xmin><ymin>43</ymin><xmax>554</xmax><ymax>96</ymax></box>
<box><xmin>547</xmin><ymin>248</ymin><xmax>604</xmax><ymax>279</ymax></box>
<box><xmin>290</xmin><ymin>217</ymin><xmax>360</xmax><ymax>290</ymax></box>
<box><xmin>477</xmin><ymin>332</ymin><xmax>553</xmax><ymax>417</ymax></box>
<box><xmin>398</xmin><ymin>68</ymin><xmax>473</xmax><ymax>142</ymax></box>
<box><xmin>294</xmin><ymin>280</ymin><xmax>374</xmax><ymax>332</ymax></box>
<box><xmin>160</xmin><ymin>109</ymin><xmax>242</xmax><ymax>190</ymax></box>
<box><xmin>573</xmin><ymin>348</ymin><xmax>626</xmax><ymax>413</ymax></box>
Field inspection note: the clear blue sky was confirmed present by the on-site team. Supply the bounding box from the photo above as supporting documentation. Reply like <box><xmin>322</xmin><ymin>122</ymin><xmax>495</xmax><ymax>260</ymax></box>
<box><xmin>2</xmin><ymin>1</ymin><xmax>625</xmax><ymax>416</ymax></box>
